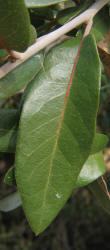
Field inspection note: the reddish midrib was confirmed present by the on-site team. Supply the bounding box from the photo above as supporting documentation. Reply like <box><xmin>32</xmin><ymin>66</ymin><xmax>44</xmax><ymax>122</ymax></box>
<box><xmin>36</xmin><ymin>37</ymin><xmax>85</xmax><ymax>235</ymax></box>
<box><xmin>58</xmin><ymin>37</ymin><xmax>84</xmax><ymax>132</ymax></box>
<box><xmin>0</xmin><ymin>38</ymin><xmax>10</xmax><ymax>54</ymax></box>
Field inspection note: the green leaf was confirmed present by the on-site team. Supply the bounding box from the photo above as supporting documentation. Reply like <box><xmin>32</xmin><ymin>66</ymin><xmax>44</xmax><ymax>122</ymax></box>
<box><xmin>15</xmin><ymin>35</ymin><xmax>100</xmax><ymax>234</ymax></box>
<box><xmin>0</xmin><ymin>192</ymin><xmax>21</xmax><ymax>212</ymax></box>
<box><xmin>0</xmin><ymin>109</ymin><xmax>18</xmax><ymax>153</ymax></box>
<box><xmin>91</xmin><ymin>7</ymin><xmax>110</xmax><ymax>43</ymax></box>
<box><xmin>25</xmin><ymin>0</ymin><xmax>68</xmax><ymax>7</ymax></box>
<box><xmin>0</xmin><ymin>0</ymin><xmax>31</xmax><ymax>52</ymax></box>
<box><xmin>29</xmin><ymin>25</ymin><xmax>37</xmax><ymax>46</ymax></box>
<box><xmin>91</xmin><ymin>133</ymin><xmax>108</xmax><ymax>155</ymax></box>
<box><xmin>57</xmin><ymin>2</ymin><xmax>90</xmax><ymax>25</ymax></box>
<box><xmin>89</xmin><ymin>179</ymin><xmax>110</xmax><ymax>214</ymax></box>
<box><xmin>30</xmin><ymin>7</ymin><xmax>54</xmax><ymax>22</ymax></box>
<box><xmin>76</xmin><ymin>152</ymin><xmax>105</xmax><ymax>188</ymax></box>
<box><xmin>0</xmin><ymin>49</ymin><xmax>8</xmax><ymax>66</ymax></box>
<box><xmin>76</xmin><ymin>132</ymin><xmax>108</xmax><ymax>188</ymax></box>
<box><xmin>55</xmin><ymin>0</ymin><xmax>75</xmax><ymax>10</ymax></box>
<box><xmin>4</xmin><ymin>166</ymin><xmax>16</xmax><ymax>186</ymax></box>
<box><xmin>4</xmin><ymin>153</ymin><xmax>105</xmax><ymax>190</ymax></box>
<box><xmin>0</xmin><ymin>53</ymin><xmax>44</xmax><ymax>99</ymax></box>
<box><xmin>5</xmin><ymin>133</ymin><xmax>107</xmax><ymax>187</ymax></box>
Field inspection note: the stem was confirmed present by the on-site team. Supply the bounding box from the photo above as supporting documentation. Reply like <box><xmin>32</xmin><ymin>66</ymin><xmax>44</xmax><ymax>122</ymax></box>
<box><xmin>0</xmin><ymin>0</ymin><xmax>109</xmax><ymax>79</ymax></box>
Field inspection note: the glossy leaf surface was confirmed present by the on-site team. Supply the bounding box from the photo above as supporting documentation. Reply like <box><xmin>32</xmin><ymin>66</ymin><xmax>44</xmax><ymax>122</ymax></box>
<box><xmin>15</xmin><ymin>35</ymin><xmax>100</xmax><ymax>234</ymax></box>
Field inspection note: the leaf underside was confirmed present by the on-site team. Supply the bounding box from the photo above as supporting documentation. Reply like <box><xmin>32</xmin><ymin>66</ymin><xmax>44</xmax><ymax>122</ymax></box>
<box><xmin>15</xmin><ymin>35</ymin><xmax>100</xmax><ymax>235</ymax></box>
<box><xmin>0</xmin><ymin>192</ymin><xmax>21</xmax><ymax>212</ymax></box>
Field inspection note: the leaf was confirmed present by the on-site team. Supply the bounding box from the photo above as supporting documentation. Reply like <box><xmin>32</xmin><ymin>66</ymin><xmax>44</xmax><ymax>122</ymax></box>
<box><xmin>0</xmin><ymin>109</ymin><xmax>18</xmax><ymax>153</ymax></box>
<box><xmin>0</xmin><ymin>49</ymin><xmax>8</xmax><ymax>66</ymax></box>
<box><xmin>0</xmin><ymin>53</ymin><xmax>44</xmax><ymax>99</ymax></box>
<box><xmin>57</xmin><ymin>2</ymin><xmax>90</xmax><ymax>25</ymax></box>
<box><xmin>0</xmin><ymin>0</ymin><xmax>31</xmax><ymax>52</ymax></box>
<box><xmin>15</xmin><ymin>35</ymin><xmax>100</xmax><ymax>234</ymax></box>
<box><xmin>98</xmin><ymin>30</ymin><xmax>110</xmax><ymax>78</ymax></box>
<box><xmin>4</xmin><ymin>166</ymin><xmax>16</xmax><ymax>186</ymax></box>
<box><xmin>91</xmin><ymin>133</ymin><xmax>108</xmax><ymax>155</ymax></box>
<box><xmin>91</xmin><ymin>7</ymin><xmax>110</xmax><ymax>43</ymax></box>
<box><xmin>29</xmin><ymin>25</ymin><xmax>37</xmax><ymax>47</ymax></box>
<box><xmin>5</xmin><ymin>133</ymin><xmax>108</xmax><ymax>186</ymax></box>
<box><xmin>89</xmin><ymin>178</ymin><xmax>110</xmax><ymax>214</ymax></box>
<box><xmin>2</xmin><ymin>124</ymin><xmax>107</xmax><ymax>156</ymax></box>
<box><xmin>0</xmin><ymin>192</ymin><xmax>21</xmax><ymax>212</ymax></box>
<box><xmin>76</xmin><ymin>132</ymin><xmax>108</xmax><ymax>188</ymax></box>
<box><xmin>76</xmin><ymin>152</ymin><xmax>105</xmax><ymax>188</ymax></box>
<box><xmin>25</xmin><ymin>0</ymin><xmax>68</xmax><ymax>7</ymax></box>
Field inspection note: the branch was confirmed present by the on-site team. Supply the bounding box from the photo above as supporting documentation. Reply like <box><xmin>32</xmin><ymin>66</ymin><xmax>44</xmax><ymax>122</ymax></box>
<box><xmin>0</xmin><ymin>0</ymin><xmax>109</xmax><ymax>79</ymax></box>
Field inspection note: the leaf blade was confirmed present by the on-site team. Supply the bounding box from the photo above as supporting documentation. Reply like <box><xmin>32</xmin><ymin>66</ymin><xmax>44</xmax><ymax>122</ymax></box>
<box><xmin>89</xmin><ymin>178</ymin><xmax>110</xmax><ymax>214</ymax></box>
<box><xmin>0</xmin><ymin>52</ymin><xmax>44</xmax><ymax>99</ymax></box>
<box><xmin>0</xmin><ymin>0</ymin><xmax>31</xmax><ymax>52</ymax></box>
<box><xmin>0</xmin><ymin>109</ymin><xmax>18</xmax><ymax>152</ymax></box>
<box><xmin>4</xmin><ymin>166</ymin><xmax>16</xmax><ymax>186</ymax></box>
<box><xmin>0</xmin><ymin>192</ymin><xmax>21</xmax><ymax>212</ymax></box>
<box><xmin>25</xmin><ymin>0</ymin><xmax>68</xmax><ymax>7</ymax></box>
<box><xmin>91</xmin><ymin>133</ymin><xmax>108</xmax><ymax>155</ymax></box>
<box><xmin>15</xmin><ymin>35</ymin><xmax>101</xmax><ymax>234</ymax></box>
<box><xmin>76</xmin><ymin>152</ymin><xmax>106</xmax><ymax>188</ymax></box>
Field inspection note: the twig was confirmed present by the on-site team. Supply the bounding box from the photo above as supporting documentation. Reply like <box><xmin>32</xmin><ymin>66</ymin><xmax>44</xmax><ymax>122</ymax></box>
<box><xmin>45</xmin><ymin>35</ymin><xmax>69</xmax><ymax>54</ymax></box>
<box><xmin>0</xmin><ymin>0</ymin><xmax>109</xmax><ymax>80</ymax></box>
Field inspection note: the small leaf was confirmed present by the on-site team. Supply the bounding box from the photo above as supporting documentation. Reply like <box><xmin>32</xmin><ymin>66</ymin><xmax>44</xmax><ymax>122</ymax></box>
<box><xmin>5</xmin><ymin>133</ymin><xmax>107</xmax><ymax>187</ymax></box>
<box><xmin>57</xmin><ymin>2</ymin><xmax>90</xmax><ymax>25</ymax></box>
<box><xmin>76</xmin><ymin>152</ymin><xmax>105</xmax><ymax>188</ymax></box>
<box><xmin>91</xmin><ymin>7</ymin><xmax>110</xmax><ymax>43</ymax></box>
<box><xmin>91</xmin><ymin>133</ymin><xmax>108</xmax><ymax>155</ymax></box>
<box><xmin>0</xmin><ymin>49</ymin><xmax>8</xmax><ymax>66</ymax></box>
<box><xmin>25</xmin><ymin>0</ymin><xmax>68</xmax><ymax>7</ymax></box>
<box><xmin>4</xmin><ymin>166</ymin><xmax>16</xmax><ymax>186</ymax></box>
<box><xmin>29</xmin><ymin>25</ymin><xmax>37</xmax><ymax>46</ymax></box>
<box><xmin>15</xmin><ymin>35</ymin><xmax>100</xmax><ymax>234</ymax></box>
<box><xmin>0</xmin><ymin>53</ymin><xmax>44</xmax><ymax>99</ymax></box>
<box><xmin>76</xmin><ymin>132</ymin><xmax>108</xmax><ymax>188</ymax></box>
<box><xmin>0</xmin><ymin>109</ymin><xmax>18</xmax><ymax>152</ymax></box>
<box><xmin>0</xmin><ymin>192</ymin><xmax>21</xmax><ymax>212</ymax></box>
<box><xmin>98</xmin><ymin>30</ymin><xmax>110</xmax><ymax>79</ymax></box>
<box><xmin>89</xmin><ymin>178</ymin><xmax>110</xmax><ymax>214</ymax></box>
